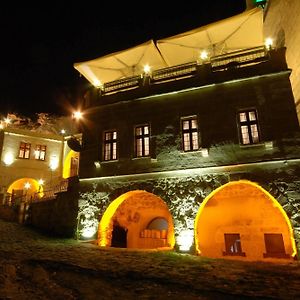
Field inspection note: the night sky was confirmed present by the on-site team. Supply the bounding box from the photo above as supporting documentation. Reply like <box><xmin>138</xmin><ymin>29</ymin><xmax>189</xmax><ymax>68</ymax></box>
<box><xmin>0</xmin><ymin>1</ymin><xmax>246</xmax><ymax>118</ymax></box>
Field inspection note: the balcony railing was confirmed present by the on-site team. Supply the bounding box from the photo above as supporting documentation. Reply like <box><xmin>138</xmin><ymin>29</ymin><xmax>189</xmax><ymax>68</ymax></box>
<box><xmin>99</xmin><ymin>46</ymin><xmax>271</xmax><ymax>96</ymax></box>
<box><xmin>210</xmin><ymin>46</ymin><xmax>268</xmax><ymax>72</ymax></box>
<box><xmin>2</xmin><ymin>179</ymin><xmax>69</xmax><ymax>206</ymax></box>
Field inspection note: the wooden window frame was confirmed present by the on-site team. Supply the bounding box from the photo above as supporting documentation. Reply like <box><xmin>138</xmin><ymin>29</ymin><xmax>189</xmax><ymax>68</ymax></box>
<box><xmin>34</xmin><ymin>144</ymin><xmax>47</xmax><ymax>161</ymax></box>
<box><xmin>18</xmin><ymin>142</ymin><xmax>31</xmax><ymax>159</ymax></box>
<box><xmin>103</xmin><ymin>130</ymin><xmax>117</xmax><ymax>161</ymax></box>
<box><xmin>238</xmin><ymin>109</ymin><xmax>261</xmax><ymax>145</ymax></box>
<box><xmin>181</xmin><ymin>116</ymin><xmax>200</xmax><ymax>152</ymax></box>
<box><xmin>135</xmin><ymin>124</ymin><xmax>150</xmax><ymax>158</ymax></box>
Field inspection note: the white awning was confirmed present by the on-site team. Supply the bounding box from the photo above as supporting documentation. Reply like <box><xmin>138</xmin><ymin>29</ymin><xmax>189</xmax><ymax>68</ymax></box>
<box><xmin>156</xmin><ymin>7</ymin><xmax>264</xmax><ymax>66</ymax></box>
<box><xmin>73</xmin><ymin>40</ymin><xmax>167</xmax><ymax>87</ymax></box>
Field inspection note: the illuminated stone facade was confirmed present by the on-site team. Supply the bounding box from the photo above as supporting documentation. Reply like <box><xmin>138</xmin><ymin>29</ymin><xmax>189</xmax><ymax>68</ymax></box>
<box><xmin>76</xmin><ymin>44</ymin><xmax>300</xmax><ymax>262</ymax></box>
<box><xmin>263</xmin><ymin>0</ymin><xmax>300</xmax><ymax>123</ymax></box>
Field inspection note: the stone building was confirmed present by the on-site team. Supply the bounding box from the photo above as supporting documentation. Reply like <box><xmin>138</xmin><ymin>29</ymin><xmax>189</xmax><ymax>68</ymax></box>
<box><xmin>250</xmin><ymin>0</ymin><xmax>300</xmax><ymax>124</ymax></box>
<box><xmin>0</xmin><ymin>116</ymin><xmax>80</xmax><ymax>224</ymax></box>
<box><xmin>74</xmin><ymin>7</ymin><xmax>300</xmax><ymax>262</ymax></box>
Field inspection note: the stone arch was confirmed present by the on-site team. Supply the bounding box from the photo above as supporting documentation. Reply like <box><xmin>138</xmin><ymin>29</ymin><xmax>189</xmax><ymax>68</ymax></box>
<box><xmin>7</xmin><ymin>178</ymin><xmax>43</xmax><ymax>203</ymax></box>
<box><xmin>98</xmin><ymin>190</ymin><xmax>175</xmax><ymax>249</ymax></box>
<box><xmin>194</xmin><ymin>180</ymin><xmax>297</xmax><ymax>262</ymax></box>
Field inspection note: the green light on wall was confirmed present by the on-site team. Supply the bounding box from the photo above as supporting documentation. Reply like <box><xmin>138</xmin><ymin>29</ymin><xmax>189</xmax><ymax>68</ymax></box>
<box><xmin>253</xmin><ymin>0</ymin><xmax>267</xmax><ymax>8</ymax></box>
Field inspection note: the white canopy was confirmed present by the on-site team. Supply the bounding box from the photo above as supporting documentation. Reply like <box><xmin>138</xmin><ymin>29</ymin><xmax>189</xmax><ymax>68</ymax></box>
<box><xmin>74</xmin><ymin>39</ymin><xmax>167</xmax><ymax>87</ymax></box>
<box><xmin>156</xmin><ymin>7</ymin><xmax>264</xmax><ymax>66</ymax></box>
<box><xmin>74</xmin><ymin>8</ymin><xmax>264</xmax><ymax>86</ymax></box>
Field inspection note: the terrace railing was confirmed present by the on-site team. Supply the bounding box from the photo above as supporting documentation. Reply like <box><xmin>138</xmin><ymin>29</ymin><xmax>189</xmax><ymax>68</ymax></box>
<box><xmin>99</xmin><ymin>46</ymin><xmax>271</xmax><ymax>96</ymax></box>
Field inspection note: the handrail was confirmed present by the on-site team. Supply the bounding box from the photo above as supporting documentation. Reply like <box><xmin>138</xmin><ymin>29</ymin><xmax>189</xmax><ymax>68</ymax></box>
<box><xmin>98</xmin><ymin>46</ymin><xmax>273</xmax><ymax>96</ymax></box>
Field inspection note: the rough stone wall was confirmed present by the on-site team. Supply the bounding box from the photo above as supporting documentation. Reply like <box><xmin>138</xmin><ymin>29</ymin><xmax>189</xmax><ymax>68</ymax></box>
<box><xmin>78</xmin><ymin>174</ymin><xmax>228</xmax><ymax>242</ymax></box>
<box><xmin>78</xmin><ymin>170</ymin><xmax>300</xmax><ymax>253</ymax></box>
<box><xmin>29</xmin><ymin>177</ymin><xmax>79</xmax><ymax>237</ymax></box>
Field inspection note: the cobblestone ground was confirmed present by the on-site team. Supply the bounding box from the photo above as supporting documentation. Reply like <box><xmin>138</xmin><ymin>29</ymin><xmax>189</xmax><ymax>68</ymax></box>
<box><xmin>1</xmin><ymin>219</ymin><xmax>300</xmax><ymax>300</ymax></box>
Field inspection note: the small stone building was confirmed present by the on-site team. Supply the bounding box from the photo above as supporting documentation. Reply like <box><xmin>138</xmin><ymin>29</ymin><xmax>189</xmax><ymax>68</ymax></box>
<box><xmin>74</xmin><ymin>7</ymin><xmax>300</xmax><ymax>262</ymax></box>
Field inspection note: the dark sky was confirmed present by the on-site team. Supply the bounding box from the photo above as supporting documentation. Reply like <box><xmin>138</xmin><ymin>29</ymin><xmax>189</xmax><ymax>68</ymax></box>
<box><xmin>0</xmin><ymin>1</ymin><xmax>246</xmax><ymax>117</ymax></box>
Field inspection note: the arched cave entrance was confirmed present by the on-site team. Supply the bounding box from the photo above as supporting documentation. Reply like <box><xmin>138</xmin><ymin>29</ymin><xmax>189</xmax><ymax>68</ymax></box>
<box><xmin>98</xmin><ymin>190</ymin><xmax>175</xmax><ymax>250</ymax></box>
<box><xmin>194</xmin><ymin>180</ymin><xmax>297</xmax><ymax>262</ymax></box>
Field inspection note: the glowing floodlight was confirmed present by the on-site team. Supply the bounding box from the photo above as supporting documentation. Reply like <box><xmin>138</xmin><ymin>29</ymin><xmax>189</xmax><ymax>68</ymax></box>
<box><xmin>24</xmin><ymin>182</ymin><xmax>31</xmax><ymax>190</ymax></box>
<box><xmin>177</xmin><ymin>229</ymin><xmax>194</xmax><ymax>252</ymax></box>
<box><xmin>82</xmin><ymin>226</ymin><xmax>97</xmax><ymax>239</ymax></box>
<box><xmin>200</xmin><ymin>50</ymin><xmax>209</xmax><ymax>61</ymax></box>
<box><xmin>143</xmin><ymin>64</ymin><xmax>151</xmax><ymax>75</ymax></box>
<box><xmin>49</xmin><ymin>157</ymin><xmax>59</xmax><ymax>170</ymax></box>
<box><xmin>93</xmin><ymin>79</ymin><xmax>102</xmax><ymax>88</ymax></box>
<box><xmin>73</xmin><ymin>111</ymin><xmax>83</xmax><ymax>120</ymax></box>
<box><xmin>265</xmin><ymin>37</ymin><xmax>273</xmax><ymax>50</ymax></box>
<box><xmin>3</xmin><ymin>152</ymin><xmax>14</xmax><ymax>166</ymax></box>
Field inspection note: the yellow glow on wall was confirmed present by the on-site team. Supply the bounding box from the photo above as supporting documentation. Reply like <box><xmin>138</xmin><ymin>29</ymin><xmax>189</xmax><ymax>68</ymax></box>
<box><xmin>7</xmin><ymin>178</ymin><xmax>42</xmax><ymax>199</ymax></box>
<box><xmin>63</xmin><ymin>150</ymin><xmax>78</xmax><ymax>178</ymax></box>
<box><xmin>98</xmin><ymin>190</ymin><xmax>175</xmax><ymax>249</ymax></box>
<box><xmin>194</xmin><ymin>180</ymin><xmax>297</xmax><ymax>261</ymax></box>
<box><xmin>98</xmin><ymin>193</ymin><xmax>126</xmax><ymax>246</ymax></box>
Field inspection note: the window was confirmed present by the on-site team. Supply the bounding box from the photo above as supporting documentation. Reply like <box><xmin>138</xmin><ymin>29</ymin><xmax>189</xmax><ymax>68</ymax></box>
<box><xmin>223</xmin><ymin>233</ymin><xmax>245</xmax><ymax>256</ymax></box>
<box><xmin>103</xmin><ymin>131</ymin><xmax>117</xmax><ymax>161</ymax></box>
<box><xmin>182</xmin><ymin>117</ymin><xmax>199</xmax><ymax>151</ymax></box>
<box><xmin>263</xmin><ymin>233</ymin><xmax>289</xmax><ymax>258</ymax></box>
<box><xmin>238</xmin><ymin>109</ymin><xmax>260</xmax><ymax>145</ymax></box>
<box><xmin>135</xmin><ymin>124</ymin><xmax>150</xmax><ymax>157</ymax></box>
<box><xmin>34</xmin><ymin>145</ymin><xmax>46</xmax><ymax>160</ymax></box>
<box><xmin>18</xmin><ymin>142</ymin><xmax>31</xmax><ymax>159</ymax></box>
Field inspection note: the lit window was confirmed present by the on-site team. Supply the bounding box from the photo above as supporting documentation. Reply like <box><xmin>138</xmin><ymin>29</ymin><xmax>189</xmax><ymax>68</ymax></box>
<box><xmin>238</xmin><ymin>109</ymin><xmax>260</xmax><ymax>145</ymax></box>
<box><xmin>34</xmin><ymin>145</ymin><xmax>46</xmax><ymax>161</ymax></box>
<box><xmin>18</xmin><ymin>142</ymin><xmax>31</xmax><ymax>159</ymax></box>
<box><xmin>135</xmin><ymin>125</ymin><xmax>150</xmax><ymax>157</ymax></box>
<box><xmin>223</xmin><ymin>233</ymin><xmax>245</xmax><ymax>256</ymax></box>
<box><xmin>182</xmin><ymin>117</ymin><xmax>199</xmax><ymax>151</ymax></box>
<box><xmin>103</xmin><ymin>131</ymin><xmax>117</xmax><ymax>161</ymax></box>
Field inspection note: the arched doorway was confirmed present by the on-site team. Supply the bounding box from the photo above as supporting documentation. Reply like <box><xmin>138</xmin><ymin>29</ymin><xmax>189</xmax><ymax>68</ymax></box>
<box><xmin>7</xmin><ymin>178</ymin><xmax>43</xmax><ymax>204</ymax></box>
<box><xmin>98</xmin><ymin>190</ymin><xmax>175</xmax><ymax>250</ymax></box>
<box><xmin>195</xmin><ymin>180</ymin><xmax>297</xmax><ymax>262</ymax></box>
<box><xmin>63</xmin><ymin>150</ymin><xmax>79</xmax><ymax>179</ymax></box>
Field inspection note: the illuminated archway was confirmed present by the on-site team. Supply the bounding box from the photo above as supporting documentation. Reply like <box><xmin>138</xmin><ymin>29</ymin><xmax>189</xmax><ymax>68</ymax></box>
<box><xmin>195</xmin><ymin>180</ymin><xmax>297</xmax><ymax>261</ymax></box>
<box><xmin>98</xmin><ymin>190</ymin><xmax>175</xmax><ymax>249</ymax></box>
<box><xmin>63</xmin><ymin>150</ymin><xmax>79</xmax><ymax>178</ymax></box>
<box><xmin>7</xmin><ymin>178</ymin><xmax>43</xmax><ymax>201</ymax></box>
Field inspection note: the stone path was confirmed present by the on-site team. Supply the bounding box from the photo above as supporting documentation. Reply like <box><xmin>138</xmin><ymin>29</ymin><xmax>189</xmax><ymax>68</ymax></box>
<box><xmin>0</xmin><ymin>219</ymin><xmax>300</xmax><ymax>299</ymax></box>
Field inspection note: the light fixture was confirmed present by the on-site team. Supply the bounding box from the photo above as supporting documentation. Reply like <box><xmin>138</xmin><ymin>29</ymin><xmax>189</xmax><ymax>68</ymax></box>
<box><xmin>61</xmin><ymin>129</ymin><xmax>66</xmax><ymax>135</ymax></box>
<box><xmin>177</xmin><ymin>229</ymin><xmax>194</xmax><ymax>252</ymax></box>
<box><xmin>265</xmin><ymin>37</ymin><xmax>273</xmax><ymax>50</ymax></box>
<box><xmin>38</xmin><ymin>179</ymin><xmax>44</xmax><ymax>186</ymax></box>
<box><xmin>3</xmin><ymin>152</ymin><xmax>14</xmax><ymax>166</ymax></box>
<box><xmin>143</xmin><ymin>64</ymin><xmax>151</xmax><ymax>75</ymax></box>
<box><xmin>93</xmin><ymin>79</ymin><xmax>102</xmax><ymax>89</ymax></box>
<box><xmin>24</xmin><ymin>182</ymin><xmax>31</xmax><ymax>190</ymax></box>
<box><xmin>49</xmin><ymin>157</ymin><xmax>59</xmax><ymax>170</ymax></box>
<box><xmin>200</xmin><ymin>50</ymin><xmax>209</xmax><ymax>61</ymax></box>
<box><xmin>73</xmin><ymin>111</ymin><xmax>83</xmax><ymax>120</ymax></box>
<box><xmin>4</xmin><ymin>117</ymin><xmax>11</xmax><ymax>125</ymax></box>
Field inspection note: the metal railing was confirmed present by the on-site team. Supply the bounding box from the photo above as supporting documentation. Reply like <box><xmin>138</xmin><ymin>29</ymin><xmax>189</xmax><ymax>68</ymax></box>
<box><xmin>2</xmin><ymin>179</ymin><xmax>69</xmax><ymax>206</ymax></box>
<box><xmin>210</xmin><ymin>46</ymin><xmax>268</xmax><ymax>72</ymax></box>
<box><xmin>98</xmin><ymin>46</ymin><xmax>271</xmax><ymax>96</ymax></box>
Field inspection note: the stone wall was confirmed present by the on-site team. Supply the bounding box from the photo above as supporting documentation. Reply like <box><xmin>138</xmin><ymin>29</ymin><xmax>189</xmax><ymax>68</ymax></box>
<box><xmin>29</xmin><ymin>177</ymin><xmax>79</xmax><ymax>237</ymax></box>
<box><xmin>77</xmin><ymin>160</ymin><xmax>300</xmax><ymax>253</ymax></box>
